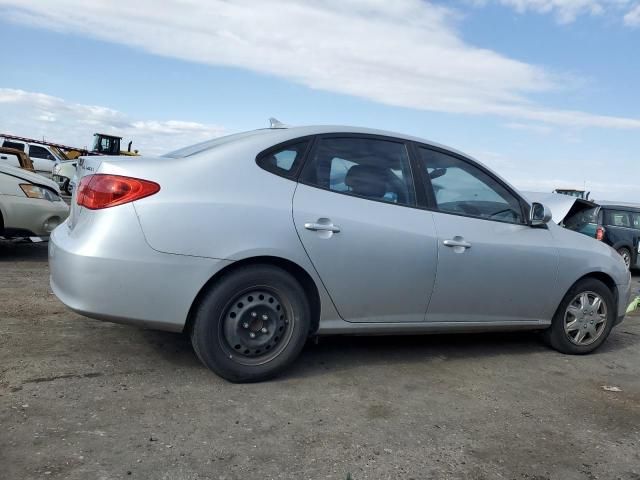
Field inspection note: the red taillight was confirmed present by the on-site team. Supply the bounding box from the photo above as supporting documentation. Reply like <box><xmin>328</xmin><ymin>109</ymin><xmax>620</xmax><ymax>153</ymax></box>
<box><xmin>596</xmin><ymin>226</ymin><xmax>605</xmax><ymax>241</ymax></box>
<box><xmin>77</xmin><ymin>174</ymin><xmax>160</xmax><ymax>210</ymax></box>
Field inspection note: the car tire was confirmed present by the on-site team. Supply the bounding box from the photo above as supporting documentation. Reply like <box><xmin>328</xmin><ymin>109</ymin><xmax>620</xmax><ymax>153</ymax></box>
<box><xmin>617</xmin><ymin>247</ymin><xmax>632</xmax><ymax>270</ymax></box>
<box><xmin>63</xmin><ymin>179</ymin><xmax>71</xmax><ymax>195</ymax></box>
<box><xmin>544</xmin><ymin>278</ymin><xmax>615</xmax><ymax>355</ymax></box>
<box><xmin>190</xmin><ymin>265</ymin><xmax>311</xmax><ymax>383</ymax></box>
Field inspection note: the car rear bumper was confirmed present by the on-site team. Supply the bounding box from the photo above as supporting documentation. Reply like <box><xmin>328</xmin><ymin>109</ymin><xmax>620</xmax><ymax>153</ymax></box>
<box><xmin>49</xmin><ymin>205</ymin><xmax>232</xmax><ymax>331</ymax></box>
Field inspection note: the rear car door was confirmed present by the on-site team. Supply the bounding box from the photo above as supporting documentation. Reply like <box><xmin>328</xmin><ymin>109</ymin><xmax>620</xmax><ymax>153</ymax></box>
<box><xmin>0</xmin><ymin>152</ymin><xmax>21</xmax><ymax>168</ymax></box>
<box><xmin>415</xmin><ymin>146</ymin><xmax>559</xmax><ymax>324</ymax></box>
<box><xmin>292</xmin><ymin>135</ymin><xmax>438</xmax><ymax>323</ymax></box>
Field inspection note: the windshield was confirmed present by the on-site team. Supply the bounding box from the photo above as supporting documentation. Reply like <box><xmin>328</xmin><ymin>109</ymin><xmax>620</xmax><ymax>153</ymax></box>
<box><xmin>563</xmin><ymin>206</ymin><xmax>599</xmax><ymax>232</ymax></box>
<box><xmin>50</xmin><ymin>146</ymin><xmax>68</xmax><ymax>161</ymax></box>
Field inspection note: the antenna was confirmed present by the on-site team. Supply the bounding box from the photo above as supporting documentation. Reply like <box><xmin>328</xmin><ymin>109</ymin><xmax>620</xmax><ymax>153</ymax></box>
<box><xmin>269</xmin><ymin>117</ymin><xmax>288</xmax><ymax>129</ymax></box>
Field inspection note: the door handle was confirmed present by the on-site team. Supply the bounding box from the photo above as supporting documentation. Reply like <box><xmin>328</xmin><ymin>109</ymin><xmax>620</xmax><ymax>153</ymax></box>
<box><xmin>443</xmin><ymin>238</ymin><xmax>472</xmax><ymax>248</ymax></box>
<box><xmin>304</xmin><ymin>222</ymin><xmax>341</xmax><ymax>233</ymax></box>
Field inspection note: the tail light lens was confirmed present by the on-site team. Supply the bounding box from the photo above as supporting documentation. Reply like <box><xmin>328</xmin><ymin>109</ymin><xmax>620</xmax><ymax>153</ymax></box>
<box><xmin>77</xmin><ymin>174</ymin><xmax>160</xmax><ymax>210</ymax></box>
<box><xmin>596</xmin><ymin>225</ymin><xmax>605</xmax><ymax>241</ymax></box>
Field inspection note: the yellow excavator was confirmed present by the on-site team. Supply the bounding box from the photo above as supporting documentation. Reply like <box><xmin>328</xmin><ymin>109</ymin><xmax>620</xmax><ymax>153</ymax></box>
<box><xmin>64</xmin><ymin>133</ymin><xmax>140</xmax><ymax>159</ymax></box>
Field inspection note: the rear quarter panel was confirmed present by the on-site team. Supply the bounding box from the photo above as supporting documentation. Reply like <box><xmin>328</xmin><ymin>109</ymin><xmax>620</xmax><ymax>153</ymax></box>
<box><xmin>102</xmin><ymin>140</ymin><xmax>342</xmax><ymax>324</ymax></box>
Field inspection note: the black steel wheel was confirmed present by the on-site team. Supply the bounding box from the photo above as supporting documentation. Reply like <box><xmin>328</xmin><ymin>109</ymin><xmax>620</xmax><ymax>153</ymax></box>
<box><xmin>190</xmin><ymin>265</ymin><xmax>310</xmax><ymax>382</ymax></box>
<box><xmin>219</xmin><ymin>287</ymin><xmax>293</xmax><ymax>366</ymax></box>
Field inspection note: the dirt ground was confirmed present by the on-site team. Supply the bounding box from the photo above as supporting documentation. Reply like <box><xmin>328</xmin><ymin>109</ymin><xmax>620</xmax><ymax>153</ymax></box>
<box><xmin>1</xmin><ymin>240</ymin><xmax>639</xmax><ymax>480</ymax></box>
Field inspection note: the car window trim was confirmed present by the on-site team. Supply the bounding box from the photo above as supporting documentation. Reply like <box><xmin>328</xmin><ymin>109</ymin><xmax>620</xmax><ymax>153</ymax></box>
<box><xmin>296</xmin><ymin>133</ymin><xmax>419</xmax><ymax>209</ymax></box>
<box><xmin>409</xmin><ymin>141</ymin><xmax>530</xmax><ymax>226</ymax></box>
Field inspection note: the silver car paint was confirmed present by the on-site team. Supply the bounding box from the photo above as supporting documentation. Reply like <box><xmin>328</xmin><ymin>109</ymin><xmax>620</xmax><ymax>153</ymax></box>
<box><xmin>49</xmin><ymin>125</ymin><xmax>631</xmax><ymax>335</ymax></box>
<box><xmin>293</xmin><ymin>182</ymin><xmax>438</xmax><ymax>323</ymax></box>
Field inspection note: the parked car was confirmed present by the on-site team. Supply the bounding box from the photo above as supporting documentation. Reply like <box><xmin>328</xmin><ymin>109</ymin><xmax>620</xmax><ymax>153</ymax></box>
<box><xmin>591</xmin><ymin>203</ymin><xmax>640</xmax><ymax>270</ymax></box>
<box><xmin>52</xmin><ymin>160</ymin><xmax>77</xmax><ymax>194</ymax></box>
<box><xmin>0</xmin><ymin>137</ymin><xmax>67</xmax><ymax>176</ymax></box>
<box><xmin>0</xmin><ymin>147</ymin><xmax>35</xmax><ymax>172</ymax></box>
<box><xmin>0</xmin><ymin>163</ymin><xmax>69</xmax><ymax>238</ymax></box>
<box><xmin>49</xmin><ymin>125</ymin><xmax>631</xmax><ymax>382</ymax></box>
<box><xmin>530</xmin><ymin>194</ymin><xmax>640</xmax><ymax>270</ymax></box>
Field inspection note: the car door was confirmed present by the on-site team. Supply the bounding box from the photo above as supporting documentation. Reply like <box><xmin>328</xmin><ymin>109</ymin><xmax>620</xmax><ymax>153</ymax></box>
<box><xmin>27</xmin><ymin>145</ymin><xmax>57</xmax><ymax>174</ymax></box>
<box><xmin>293</xmin><ymin>135</ymin><xmax>438</xmax><ymax>323</ymax></box>
<box><xmin>415</xmin><ymin>146</ymin><xmax>559</xmax><ymax>324</ymax></box>
<box><xmin>0</xmin><ymin>152</ymin><xmax>21</xmax><ymax>168</ymax></box>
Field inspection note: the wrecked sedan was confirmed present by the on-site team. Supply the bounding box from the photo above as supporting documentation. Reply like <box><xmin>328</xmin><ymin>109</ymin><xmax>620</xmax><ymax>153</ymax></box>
<box><xmin>0</xmin><ymin>163</ymin><xmax>68</xmax><ymax>238</ymax></box>
<box><xmin>49</xmin><ymin>125</ymin><xmax>631</xmax><ymax>382</ymax></box>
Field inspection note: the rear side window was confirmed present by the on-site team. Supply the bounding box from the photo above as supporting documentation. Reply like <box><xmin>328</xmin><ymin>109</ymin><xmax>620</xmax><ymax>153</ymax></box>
<box><xmin>299</xmin><ymin>136</ymin><xmax>415</xmax><ymax>206</ymax></box>
<box><xmin>256</xmin><ymin>140</ymin><xmax>309</xmax><ymax>178</ymax></box>
<box><xmin>3</xmin><ymin>141</ymin><xmax>24</xmax><ymax>151</ymax></box>
<box><xmin>605</xmin><ymin>210</ymin><xmax>632</xmax><ymax>227</ymax></box>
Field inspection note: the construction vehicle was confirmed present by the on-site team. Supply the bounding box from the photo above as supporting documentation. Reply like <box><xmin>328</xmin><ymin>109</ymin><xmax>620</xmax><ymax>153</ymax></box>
<box><xmin>0</xmin><ymin>132</ymin><xmax>139</xmax><ymax>160</ymax></box>
<box><xmin>554</xmin><ymin>188</ymin><xmax>591</xmax><ymax>200</ymax></box>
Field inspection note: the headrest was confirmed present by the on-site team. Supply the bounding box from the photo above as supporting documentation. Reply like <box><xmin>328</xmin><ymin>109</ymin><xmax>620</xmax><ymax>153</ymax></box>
<box><xmin>345</xmin><ymin>165</ymin><xmax>387</xmax><ymax>198</ymax></box>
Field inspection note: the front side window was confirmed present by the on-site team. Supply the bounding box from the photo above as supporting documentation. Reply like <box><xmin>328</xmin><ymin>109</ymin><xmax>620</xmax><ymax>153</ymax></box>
<box><xmin>418</xmin><ymin>147</ymin><xmax>524</xmax><ymax>224</ymax></box>
<box><xmin>299</xmin><ymin>137</ymin><xmax>415</xmax><ymax>206</ymax></box>
<box><xmin>29</xmin><ymin>145</ymin><xmax>54</xmax><ymax>160</ymax></box>
<box><xmin>631</xmin><ymin>212</ymin><xmax>640</xmax><ymax>230</ymax></box>
<box><xmin>256</xmin><ymin>140</ymin><xmax>309</xmax><ymax>178</ymax></box>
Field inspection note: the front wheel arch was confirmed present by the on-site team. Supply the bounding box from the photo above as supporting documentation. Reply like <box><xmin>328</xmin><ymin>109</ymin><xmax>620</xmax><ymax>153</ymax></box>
<box><xmin>185</xmin><ymin>256</ymin><xmax>321</xmax><ymax>337</ymax></box>
<box><xmin>557</xmin><ymin>272</ymin><xmax>618</xmax><ymax>320</ymax></box>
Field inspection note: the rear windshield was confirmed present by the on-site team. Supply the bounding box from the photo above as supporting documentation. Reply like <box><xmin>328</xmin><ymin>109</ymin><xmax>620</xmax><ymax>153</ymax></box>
<box><xmin>163</xmin><ymin>130</ymin><xmax>270</xmax><ymax>158</ymax></box>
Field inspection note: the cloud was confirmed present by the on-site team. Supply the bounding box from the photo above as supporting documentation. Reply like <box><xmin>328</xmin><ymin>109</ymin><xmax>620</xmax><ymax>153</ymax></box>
<box><xmin>624</xmin><ymin>2</ymin><xmax>640</xmax><ymax>24</ymax></box>
<box><xmin>503</xmin><ymin>122</ymin><xmax>553</xmax><ymax>134</ymax></box>
<box><xmin>0</xmin><ymin>0</ymin><xmax>638</xmax><ymax>131</ymax></box>
<box><xmin>477</xmin><ymin>0</ymin><xmax>633</xmax><ymax>24</ymax></box>
<box><xmin>0</xmin><ymin>88</ymin><xmax>225</xmax><ymax>155</ymax></box>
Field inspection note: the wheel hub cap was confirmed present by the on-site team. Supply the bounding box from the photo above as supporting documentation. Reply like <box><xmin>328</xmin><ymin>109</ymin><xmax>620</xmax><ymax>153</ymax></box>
<box><xmin>563</xmin><ymin>291</ymin><xmax>607</xmax><ymax>346</ymax></box>
<box><xmin>221</xmin><ymin>289</ymin><xmax>289</xmax><ymax>359</ymax></box>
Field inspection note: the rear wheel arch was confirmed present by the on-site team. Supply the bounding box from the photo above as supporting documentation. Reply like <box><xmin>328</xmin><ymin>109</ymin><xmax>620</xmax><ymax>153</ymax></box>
<box><xmin>185</xmin><ymin>256</ymin><xmax>321</xmax><ymax>336</ymax></box>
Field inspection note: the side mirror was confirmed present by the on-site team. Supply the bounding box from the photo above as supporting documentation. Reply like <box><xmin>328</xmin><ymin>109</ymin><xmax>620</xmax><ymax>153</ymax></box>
<box><xmin>530</xmin><ymin>202</ymin><xmax>552</xmax><ymax>226</ymax></box>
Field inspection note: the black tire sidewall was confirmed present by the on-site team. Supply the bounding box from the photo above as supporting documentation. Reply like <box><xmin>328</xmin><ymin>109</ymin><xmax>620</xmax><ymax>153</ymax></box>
<box><xmin>617</xmin><ymin>248</ymin><xmax>631</xmax><ymax>270</ymax></box>
<box><xmin>547</xmin><ymin>278</ymin><xmax>615</xmax><ymax>354</ymax></box>
<box><xmin>191</xmin><ymin>265</ymin><xmax>310</xmax><ymax>382</ymax></box>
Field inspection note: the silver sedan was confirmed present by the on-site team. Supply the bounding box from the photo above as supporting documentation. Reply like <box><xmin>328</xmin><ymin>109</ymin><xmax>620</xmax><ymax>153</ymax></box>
<box><xmin>49</xmin><ymin>125</ymin><xmax>631</xmax><ymax>382</ymax></box>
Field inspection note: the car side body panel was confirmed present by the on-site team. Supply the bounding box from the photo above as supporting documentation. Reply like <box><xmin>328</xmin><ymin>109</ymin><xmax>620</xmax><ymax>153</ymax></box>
<box><xmin>48</xmin><ymin>125</ymin><xmax>633</xmax><ymax>335</ymax></box>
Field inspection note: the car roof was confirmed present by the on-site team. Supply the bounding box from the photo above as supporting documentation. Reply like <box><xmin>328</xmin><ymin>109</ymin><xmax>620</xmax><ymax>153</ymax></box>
<box><xmin>165</xmin><ymin>125</ymin><xmax>474</xmax><ymax>162</ymax></box>
<box><xmin>597</xmin><ymin>201</ymin><xmax>640</xmax><ymax>211</ymax></box>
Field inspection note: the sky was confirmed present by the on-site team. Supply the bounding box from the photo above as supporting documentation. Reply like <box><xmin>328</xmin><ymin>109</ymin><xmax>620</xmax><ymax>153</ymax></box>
<box><xmin>0</xmin><ymin>0</ymin><xmax>639</xmax><ymax>201</ymax></box>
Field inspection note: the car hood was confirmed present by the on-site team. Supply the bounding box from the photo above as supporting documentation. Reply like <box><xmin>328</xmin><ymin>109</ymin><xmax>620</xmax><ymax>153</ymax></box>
<box><xmin>522</xmin><ymin>191</ymin><xmax>595</xmax><ymax>224</ymax></box>
<box><xmin>0</xmin><ymin>163</ymin><xmax>61</xmax><ymax>193</ymax></box>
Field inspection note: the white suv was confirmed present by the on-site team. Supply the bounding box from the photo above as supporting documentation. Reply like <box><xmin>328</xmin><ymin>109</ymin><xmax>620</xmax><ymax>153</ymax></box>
<box><xmin>0</xmin><ymin>137</ymin><xmax>66</xmax><ymax>176</ymax></box>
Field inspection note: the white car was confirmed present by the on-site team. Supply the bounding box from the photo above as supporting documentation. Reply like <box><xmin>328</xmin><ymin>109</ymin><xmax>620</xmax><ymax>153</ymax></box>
<box><xmin>0</xmin><ymin>163</ymin><xmax>69</xmax><ymax>238</ymax></box>
<box><xmin>52</xmin><ymin>160</ymin><xmax>77</xmax><ymax>194</ymax></box>
<box><xmin>0</xmin><ymin>137</ymin><xmax>67</xmax><ymax>176</ymax></box>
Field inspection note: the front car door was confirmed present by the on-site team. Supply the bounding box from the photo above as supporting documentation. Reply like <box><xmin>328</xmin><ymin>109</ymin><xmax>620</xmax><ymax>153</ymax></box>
<box><xmin>415</xmin><ymin>145</ymin><xmax>560</xmax><ymax>324</ymax></box>
<box><xmin>292</xmin><ymin>135</ymin><xmax>438</xmax><ymax>323</ymax></box>
<box><xmin>27</xmin><ymin>145</ymin><xmax>57</xmax><ymax>174</ymax></box>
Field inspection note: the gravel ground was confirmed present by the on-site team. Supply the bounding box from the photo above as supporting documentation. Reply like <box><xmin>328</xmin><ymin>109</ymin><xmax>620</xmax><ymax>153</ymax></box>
<box><xmin>1</xmin><ymin>240</ymin><xmax>639</xmax><ymax>480</ymax></box>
